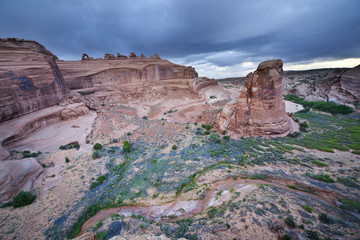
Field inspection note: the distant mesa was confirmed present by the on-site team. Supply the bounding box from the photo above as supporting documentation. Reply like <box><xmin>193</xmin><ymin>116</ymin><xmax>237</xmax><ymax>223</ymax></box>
<box><xmin>216</xmin><ymin>59</ymin><xmax>296</xmax><ymax>137</ymax></box>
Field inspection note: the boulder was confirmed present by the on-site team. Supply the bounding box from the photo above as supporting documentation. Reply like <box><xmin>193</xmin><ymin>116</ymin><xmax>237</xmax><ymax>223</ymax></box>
<box><xmin>217</xmin><ymin>59</ymin><xmax>294</xmax><ymax>136</ymax></box>
<box><xmin>0</xmin><ymin>158</ymin><xmax>43</xmax><ymax>203</ymax></box>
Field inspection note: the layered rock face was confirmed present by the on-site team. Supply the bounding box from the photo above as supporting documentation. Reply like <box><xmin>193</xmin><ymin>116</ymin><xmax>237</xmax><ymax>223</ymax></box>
<box><xmin>57</xmin><ymin>58</ymin><xmax>198</xmax><ymax>90</ymax></box>
<box><xmin>0</xmin><ymin>158</ymin><xmax>43</xmax><ymax>203</ymax></box>
<box><xmin>217</xmin><ymin>59</ymin><xmax>293</xmax><ymax>136</ymax></box>
<box><xmin>328</xmin><ymin>64</ymin><xmax>360</xmax><ymax>109</ymax></box>
<box><xmin>0</xmin><ymin>38</ymin><xmax>67</xmax><ymax>122</ymax></box>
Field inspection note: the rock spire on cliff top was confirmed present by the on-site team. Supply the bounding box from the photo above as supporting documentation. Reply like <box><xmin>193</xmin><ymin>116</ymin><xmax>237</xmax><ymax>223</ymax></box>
<box><xmin>216</xmin><ymin>59</ymin><xmax>295</xmax><ymax>136</ymax></box>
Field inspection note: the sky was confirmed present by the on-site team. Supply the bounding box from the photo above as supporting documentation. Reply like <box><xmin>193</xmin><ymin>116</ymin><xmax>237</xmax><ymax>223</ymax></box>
<box><xmin>1</xmin><ymin>0</ymin><xmax>360</xmax><ymax>78</ymax></box>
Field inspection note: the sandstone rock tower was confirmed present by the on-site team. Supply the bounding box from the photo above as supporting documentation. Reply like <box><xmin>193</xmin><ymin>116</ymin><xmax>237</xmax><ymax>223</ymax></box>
<box><xmin>217</xmin><ymin>59</ymin><xmax>293</xmax><ymax>136</ymax></box>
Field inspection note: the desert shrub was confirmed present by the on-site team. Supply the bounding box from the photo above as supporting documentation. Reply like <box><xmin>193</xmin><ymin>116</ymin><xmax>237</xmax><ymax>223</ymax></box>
<box><xmin>288</xmin><ymin>132</ymin><xmax>301</xmax><ymax>138</ymax></box>
<box><xmin>92</xmin><ymin>151</ymin><xmax>101</xmax><ymax>159</ymax></box>
<box><xmin>337</xmin><ymin>177</ymin><xmax>357</xmax><ymax>188</ymax></box>
<box><xmin>299</xmin><ymin>122</ymin><xmax>309</xmax><ymax>128</ymax></box>
<box><xmin>284</xmin><ymin>217</ymin><xmax>296</xmax><ymax>227</ymax></box>
<box><xmin>207</xmin><ymin>206</ymin><xmax>217</xmax><ymax>219</ymax></box>
<box><xmin>352</xmin><ymin>150</ymin><xmax>360</xmax><ymax>155</ymax></box>
<box><xmin>210</xmin><ymin>95</ymin><xmax>217</xmax><ymax>99</ymax></box>
<box><xmin>284</xmin><ymin>234</ymin><xmax>291</xmax><ymax>240</ymax></box>
<box><xmin>65</xmin><ymin>157</ymin><xmax>70</xmax><ymax>163</ymax></box>
<box><xmin>12</xmin><ymin>191</ymin><xmax>36</xmax><ymax>208</ymax></box>
<box><xmin>222</xmin><ymin>130</ymin><xmax>227</xmax><ymax>135</ymax></box>
<box><xmin>313</xmin><ymin>173</ymin><xmax>335</xmax><ymax>183</ymax></box>
<box><xmin>142</xmin><ymin>116</ymin><xmax>148</xmax><ymax>120</ymax></box>
<box><xmin>172</xmin><ymin>145</ymin><xmax>177</xmax><ymax>150</ymax></box>
<box><xmin>223</xmin><ymin>136</ymin><xmax>230</xmax><ymax>141</ymax></box>
<box><xmin>123</xmin><ymin>141</ymin><xmax>131</xmax><ymax>153</ymax></box>
<box><xmin>311</xmin><ymin>160</ymin><xmax>328</xmax><ymax>167</ymax></box>
<box><xmin>90</xmin><ymin>175</ymin><xmax>107</xmax><ymax>189</ymax></box>
<box><xmin>339</xmin><ymin>198</ymin><xmax>360</xmax><ymax>213</ymax></box>
<box><xmin>95</xmin><ymin>231</ymin><xmax>107</xmax><ymax>240</ymax></box>
<box><xmin>319</xmin><ymin>213</ymin><xmax>329</xmax><ymax>223</ymax></box>
<box><xmin>204</xmin><ymin>130</ymin><xmax>210</xmax><ymax>135</ymax></box>
<box><xmin>201</xmin><ymin>124</ymin><xmax>212</xmax><ymax>131</ymax></box>
<box><xmin>305</xmin><ymin>230</ymin><xmax>320</xmax><ymax>240</ymax></box>
<box><xmin>303</xmin><ymin>205</ymin><xmax>313</xmax><ymax>213</ymax></box>
<box><xmin>93</xmin><ymin>143</ymin><xmax>103</xmax><ymax>150</ymax></box>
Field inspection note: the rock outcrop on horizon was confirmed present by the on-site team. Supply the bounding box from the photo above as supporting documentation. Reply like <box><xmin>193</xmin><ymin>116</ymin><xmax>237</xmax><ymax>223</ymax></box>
<box><xmin>0</xmin><ymin>38</ymin><xmax>67</xmax><ymax>122</ymax></box>
<box><xmin>216</xmin><ymin>59</ymin><xmax>294</xmax><ymax>136</ymax></box>
<box><xmin>0</xmin><ymin>158</ymin><xmax>43</xmax><ymax>203</ymax></box>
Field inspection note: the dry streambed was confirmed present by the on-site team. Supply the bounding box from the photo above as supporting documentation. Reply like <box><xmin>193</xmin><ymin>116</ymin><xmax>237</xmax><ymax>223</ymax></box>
<box><xmin>80</xmin><ymin>175</ymin><xmax>341</xmax><ymax>235</ymax></box>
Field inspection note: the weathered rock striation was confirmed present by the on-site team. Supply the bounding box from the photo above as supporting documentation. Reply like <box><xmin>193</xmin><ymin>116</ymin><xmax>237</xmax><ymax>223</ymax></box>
<box><xmin>58</xmin><ymin>58</ymin><xmax>198</xmax><ymax>91</ymax></box>
<box><xmin>216</xmin><ymin>59</ymin><xmax>294</xmax><ymax>136</ymax></box>
<box><xmin>0</xmin><ymin>158</ymin><xmax>43</xmax><ymax>203</ymax></box>
<box><xmin>328</xmin><ymin>64</ymin><xmax>360</xmax><ymax>110</ymax></box>
<box><xmin>0</xmin><ymin>38</ymin><xmax>67</xmax><ymax>122</ymax></box>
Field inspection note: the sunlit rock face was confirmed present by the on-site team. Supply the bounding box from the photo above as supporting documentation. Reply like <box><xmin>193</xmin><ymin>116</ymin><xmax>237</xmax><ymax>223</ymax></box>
<box><xmin>0</xmin><ymin>38</ymin><xmax>66</xmax><ymax>122</ymax></box>
<box><xmin>217</xmin><ymin>59</ymin><xmax>293</xmax><ymax>136</ymax></box>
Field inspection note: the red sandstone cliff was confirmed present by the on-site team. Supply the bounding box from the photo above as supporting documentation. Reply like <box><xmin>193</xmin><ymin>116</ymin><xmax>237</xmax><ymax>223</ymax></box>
<box><xmin>0</xmin><ymin>38</ymin><xmax>67</xmax><ymax>122</ymax></box>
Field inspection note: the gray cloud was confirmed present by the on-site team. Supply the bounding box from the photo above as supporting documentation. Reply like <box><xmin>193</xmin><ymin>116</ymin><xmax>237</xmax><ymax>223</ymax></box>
<box><xmin>1</xmin><ymin>0</ymin><xmax>359</xmax><ymax>77</ymax></box>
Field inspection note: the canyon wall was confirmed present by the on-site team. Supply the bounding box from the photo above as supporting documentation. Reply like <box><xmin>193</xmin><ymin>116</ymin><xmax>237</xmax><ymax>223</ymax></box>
<box><xmin>0</xmin><ymin>38</ymin><xmax>67</xmax><ymax>122</ymax></box>
<box><xmin>57</xmin><ymin>58</ymin><xmax>198</xmax><ymax>90</ymax></box>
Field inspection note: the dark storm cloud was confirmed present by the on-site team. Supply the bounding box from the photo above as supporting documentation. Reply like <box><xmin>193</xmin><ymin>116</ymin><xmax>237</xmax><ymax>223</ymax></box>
<box><xmin>0</xmin><ymin>0</ymin><xmax>359</xmax><ymax>76</ymax></box>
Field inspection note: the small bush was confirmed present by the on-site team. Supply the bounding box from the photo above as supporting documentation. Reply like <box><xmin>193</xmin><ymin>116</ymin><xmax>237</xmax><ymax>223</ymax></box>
<box><xmin>65</xmin><ymin>157</ymin><xmax>70</xmax><ymax>163</ymax></box>
<box><xmin>284</xmin><ymin>217</ymin><xmax>296</xmax><ymax>227</ymax></box>
<box><xmin>305</xmin><ymin>230</ymin><xmax>320</xmax><ymax>240</ymax></box>
<box><xmin>299</xmin><ymin>122</ymin><xmax>309</xmax><ymax>128</ymax></box>
<box><xmin>319</xmin><ymin>213</ymin><xmax>329</xmax><ymax>223</ymax></box>
<box><xmin>313</xmin><ymin>173</ymin><xmax>335</xmax><ymax>183</ymax></box>
<box><xmin>303</xmin><ymin>205</ymin><xmax>313</xmax><ymax>213</ymax></box>
<box><xmin>172</xmin><ymin>145</ymin><xmax>177</xmax><ymax>150</ymax></box>
<box><xmin>311</xmin><ymin>160</ymin><xmax>328</xmax><ymax>167</ymax></box>
<box><xmin>222</xmin><ymin>130</ymin><xmax>227</xmax><ymax>135</ymax></box>
<box><xmin>93</xmin><ymin>143</ymin><xmax>103</xmax><ymax>150</ymax></box>
<box><xmin>288</xmin><ymin>132</ymin><xmax>301</xmax><ymax>138</ymax></box>
<box><xmin>90</xmin><ymin>175</ymin><xmax>107</xmax><ymax>189</ymax></box>
<box><xmin>123</xmin><ymin>140</ymin><xmax>131</xmax><ymax>153</ymax></box>
<box><xmin>223</xmin><ymin>136</ymin><xmax>230</xmax><ymax>141</ymax></box>
<box><xmin>142</xmin><ymin>116</ymin><xmax>148</xmax><ymax>120</ymax></box>
<box><xmin>284</xmin><ymin>234</ymin><xmax>291</xmax><ymax>240</ymax></box>
<box><xmin>352</xmin><ymin>150</ymin><xmax>360</xmax><ymax>155</ymax></box>
<box><xmin>204</xmin><ymin>130</ymin><xmax>210</xmax><ymax>135</ymax></box>
<box><xmin>201</xmin><ymin>124</ymin><xmax>212</xmax><ymax>131</ymax></box>
<box><xmin>12</xmin><ymin>191</ymin><xmax>36</xmax><ymax>208</ymax></box>
<box><xmin>92</xmin><ymin>151</ymin><xmax>101</xmax><ymax>159</ymax></box>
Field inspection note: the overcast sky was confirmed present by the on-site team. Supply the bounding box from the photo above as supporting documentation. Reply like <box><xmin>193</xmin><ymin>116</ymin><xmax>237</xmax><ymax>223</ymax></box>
<box><xmin>1</xmin><ymin>0</ymin><xmax>360</xmax><ymax>78</ymax></box>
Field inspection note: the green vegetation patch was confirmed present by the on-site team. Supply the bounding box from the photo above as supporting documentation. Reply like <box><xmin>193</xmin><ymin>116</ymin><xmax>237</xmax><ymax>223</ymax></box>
<box><xmin>12</xmin><ymin>191</ymin><xmax>36</xmax><ymax>208</ymax></box>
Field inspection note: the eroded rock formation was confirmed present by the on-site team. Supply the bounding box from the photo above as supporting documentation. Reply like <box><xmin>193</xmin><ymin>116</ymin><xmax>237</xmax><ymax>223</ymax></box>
<box><xmin>328</xmin><ymin>64</ymin><xmax>360</xmax><ymax>110</ymax></box>
<box><xmin>0</xmin><ymin>158</ymin><xmax>43</xmax><ymax>203</ymax></box>
<box><xmin>58</xmin><ymin>58</ymin><xmax>198</xmax><ymax>90</ymax></box>
<box><xmin>216</xmin><ymin>59</ymin><xmax>294</xmax><ymax>136</ymax></box>
<box><xmin>0</xmin><ymin>38</ymin><xmax>67</xmax><ymax>122</ymax></box>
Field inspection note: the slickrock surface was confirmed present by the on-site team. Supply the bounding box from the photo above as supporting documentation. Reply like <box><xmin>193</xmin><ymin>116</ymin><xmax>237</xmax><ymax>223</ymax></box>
<box><xmin>0</xmin><ymin>102</ymin><xmax>89</xmax><ymax>160</ymax></box>
<box><xmin>217</xmin><ymin>59</ymin><xmax>294</xmax><ymax>136</ymax></box>
<box><xmin>0</xmin><ymin>158</ymin><xmax>43</xmax><ymax>203</ymax></box>
<box><xmin>57</xmin><ymin>58</ymin><xmax>198</xmax><ymax>91</ymax></box>
<box><xmin>0</xmin><ymin>38</ymin><xmax>66</xmax><ymax>122</ymax></box>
